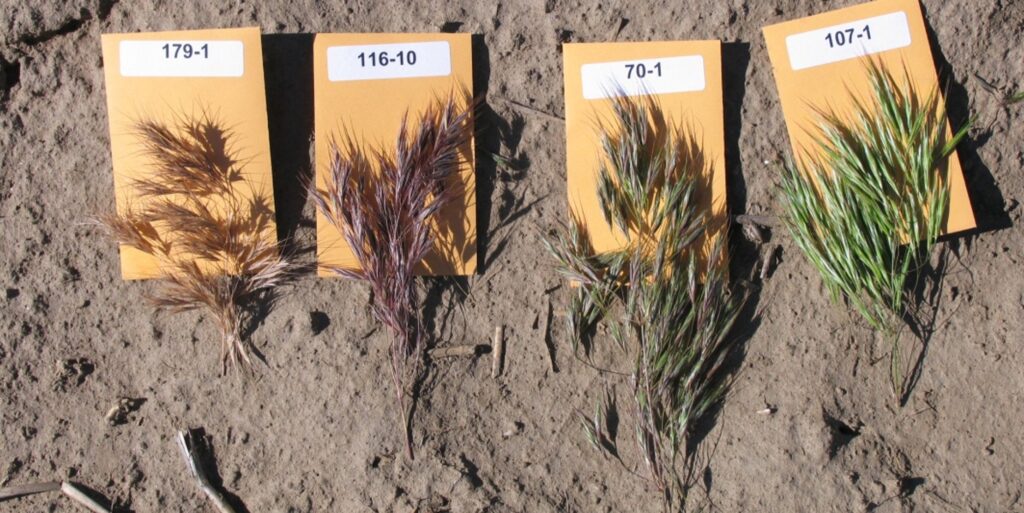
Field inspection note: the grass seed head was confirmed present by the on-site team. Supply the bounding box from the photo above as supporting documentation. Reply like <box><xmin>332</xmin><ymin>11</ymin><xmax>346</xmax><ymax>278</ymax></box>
<box><xmin>101</xmin><ymin>110</ymin><xmax>295</xmax><ymax>373</ymax></box>
<box><xmin>780</xmin><ymin>60</ymin><xmax>969</xmax><ymax>399</ymax></box>
<box><xmin>311</xmin><ymin>92</ymin><xmax>476</xmax><ymax>459</ymax></box>
<box><xmin>544</xmin><ymin>93</ymin><xmax>743</xmax><ymax>504</ymax></box>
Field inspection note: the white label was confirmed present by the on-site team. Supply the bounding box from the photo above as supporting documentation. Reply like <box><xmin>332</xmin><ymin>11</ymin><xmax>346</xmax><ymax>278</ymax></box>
<box><xmin>785</xmin><ymin>12</ymin><xmax>912</xmax><ymax>71</ymax></box>
<box><xmin>327</xmin><ymin>41</ymin><xmax>452</xmax><ymax>82</ymax></box>
<box><xmin>119</xmin><ymin>40</ymin><xmax>244</xmax><ymax>77</ymax></box>
<box><xmin>580</xmin><ymin>55</ymin><xmax>706</xmax><ymax>100</ymax></box>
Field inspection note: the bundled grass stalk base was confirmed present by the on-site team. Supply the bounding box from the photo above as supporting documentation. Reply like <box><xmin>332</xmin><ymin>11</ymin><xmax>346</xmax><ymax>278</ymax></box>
<box><xmin>101</xmin><ymin>112</ymin><xmax>294</xmax><ymax>373</ymax></box>
<box><xmin>545</xmin><ymin>94</ymin><xmax>743</xmax><ymax>506</ymax></box>
<box><xmin>312</xmin><ymin>93</ymin><xmax>475</xmax><ymax>460</ymax></box>
<box><xmin>780</xmin><ymin>60</ymin><xmax>969</xmax><ymax>402</ymax></box>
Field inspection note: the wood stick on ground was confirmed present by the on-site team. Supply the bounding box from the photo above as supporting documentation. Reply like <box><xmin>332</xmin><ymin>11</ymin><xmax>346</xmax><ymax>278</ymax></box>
<box><xmin>492</xmin><ymin>325</ymin><xmax>505</xmax><ymax>378</ymax></box>
<box><xmin>0</xmin><ymin>481</ymin><xmax>61</xmax><ymax>501</ymax></box>
<box><xmin>61</xmin><ymin>481</ymin><xmax>111</xmax><ymax>513</ymax></box>
<box><xmin>176</xmin><ymin>429</ymin><xmax>237</xmax><ymax>513</ymax></box>
<box><xmin>428</xmin><ymin>345</ymin><xmax>479</xmax><ymax>359</ymax></box>
<box><xmin>542</xmin><ymin>297</ymin><xmax>557</xmax><ymax>372</ymax></box>
<box><xmin>734</xmin><ymin>214</ymin><xmax>778</xmax><ymax>227</ymax></box>
<box><xmin>760</xmin><ymin>245</ymin><xmax>780</xmax><ymax>281</ymax></box>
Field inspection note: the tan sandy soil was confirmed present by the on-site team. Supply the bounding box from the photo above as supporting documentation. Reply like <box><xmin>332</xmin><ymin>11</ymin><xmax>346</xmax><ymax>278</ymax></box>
<box><xmin>1</xmin><ymin>0</ymin><xmax>1023</xmax><ymax>511</ymax></box>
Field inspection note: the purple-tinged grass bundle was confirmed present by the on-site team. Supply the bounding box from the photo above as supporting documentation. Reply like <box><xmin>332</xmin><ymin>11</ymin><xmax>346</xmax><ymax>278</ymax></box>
<box><xmin>312</xmin><ymin>93</ymin><xmax>474</xmax><ymax>459</ymax></box>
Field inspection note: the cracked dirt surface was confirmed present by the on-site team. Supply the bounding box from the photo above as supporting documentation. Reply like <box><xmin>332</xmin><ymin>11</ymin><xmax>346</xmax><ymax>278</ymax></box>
<box><xmin>1</xmin><ymin>0</ymin><xmax>1023</xmax><ymax>512</ymax></box>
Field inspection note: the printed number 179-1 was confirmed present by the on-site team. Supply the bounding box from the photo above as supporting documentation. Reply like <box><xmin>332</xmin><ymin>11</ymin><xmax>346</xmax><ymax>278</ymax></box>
<box><xmin>161</xmin><ymin>43</ymin><xmax>209</xmax><ymax>59</ymax></box>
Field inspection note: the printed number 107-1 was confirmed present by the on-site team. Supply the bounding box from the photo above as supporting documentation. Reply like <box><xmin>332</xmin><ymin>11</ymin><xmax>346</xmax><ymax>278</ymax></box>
<box><xmin>824</xmin><ymin>25</ymin><xmax>873</xmax><ymax>48</ymax></box>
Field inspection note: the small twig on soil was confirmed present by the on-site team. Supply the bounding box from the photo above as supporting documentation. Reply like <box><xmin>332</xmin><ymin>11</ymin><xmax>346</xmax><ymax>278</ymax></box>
<box><xmin>428</xmin><ymin>345</ymin><xmax>480</xmax><ymax>359</ymax></box>
<box><xmin>176</xmin><ymin>429</ymin><xmax>237</xmax><ymax>513</ymax></box>
<box><xmin>492</xmin><ymin>325</ymin><xmax>506</xmax><ymax>378</ymax></box>
<box><xmin>491</xmin><ymin>95</ymin><xmax>566</xmax><ymax>123</ymax></box>
<box><xmin>760</xmin><ymin>245</ymin><xmax>780</xmax><ymax>281</ymax></box>
<box><xmin>0</xmin><ymin>481</ymin><xmax>61</xmax><ymax>501</ymax></box>
<box><xmin>733</xmin><ymin>214</ymin><xmax>778</xmax><ymax>227</ymax></box>
<box><xmin>542</xmin><ymin>297</ymin><xmax>558</xmax><ymax>372</ymax></box>
<box><xmin>104</xmin><ymin>397</ymin><xmax>142</xmax><ymax>426</ymax></box>
<box><xmin>61</xmin><ymin>481</ymin><xmax>111</xmax><ymax>513</ymax></box>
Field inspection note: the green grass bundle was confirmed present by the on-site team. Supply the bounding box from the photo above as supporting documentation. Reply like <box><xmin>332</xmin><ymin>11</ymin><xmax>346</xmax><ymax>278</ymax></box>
<box><xmin>780</xmin><ymin>61</ymin><xmax>969</xmax><ymax>400</ymax></box>
<box><xmin>546</xmin><ymin>95</ymin><xmax>743</xmax><ymax>503</ymax></box>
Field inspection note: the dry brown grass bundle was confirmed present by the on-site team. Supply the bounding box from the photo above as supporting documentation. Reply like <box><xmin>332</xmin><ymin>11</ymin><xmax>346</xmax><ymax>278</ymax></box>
<box><xmin>102</xmin><ymin>112</ymin><xmax>294</xmax><ymax>373</ymax></box>
<box><xmin>311</xmin><ymin>93</ymin><xmax>474</xmax><ymax>459</ymax></box>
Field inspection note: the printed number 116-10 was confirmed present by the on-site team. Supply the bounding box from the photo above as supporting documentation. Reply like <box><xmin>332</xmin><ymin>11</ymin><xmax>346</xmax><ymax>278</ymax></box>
<box><xmin>357</xmin><ymin>50</ymin><xmax>418</xmax><ymax>67</ymax></box>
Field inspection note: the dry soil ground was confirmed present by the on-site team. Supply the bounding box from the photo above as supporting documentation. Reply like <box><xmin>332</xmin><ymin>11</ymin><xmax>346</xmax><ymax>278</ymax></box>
<box><xmin>1</xmin><ymin>0</ymin><xmax>1023</xmax><ymax>512</ymax></box>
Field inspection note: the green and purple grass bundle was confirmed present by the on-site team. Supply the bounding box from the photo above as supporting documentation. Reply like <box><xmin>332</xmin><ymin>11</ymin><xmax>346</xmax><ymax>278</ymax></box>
<box><xmin>545</xmin><ymin>94</ymin><xmax>743</xmax><ymax>503</ymax></box>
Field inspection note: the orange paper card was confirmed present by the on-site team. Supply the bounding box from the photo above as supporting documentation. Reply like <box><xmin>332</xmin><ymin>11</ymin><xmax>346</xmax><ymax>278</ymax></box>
<box><xmin>100</xmin><ymin>27</ymin><xmax>277</xmax><ymax>280</ymax></box>
<box><xmin>562</xmin><ymin>41</ymin><xmax>727</xmax><ymax>254</ymax></box>
<box><xmin>313</xmin><ymin>33</ymin><xmax>477</xmax><ymax>277</ymax></box>
<box><xmin>763</xmin><ymin>0</ymin><xmax>975</xmax><ymax>233</ymax></box>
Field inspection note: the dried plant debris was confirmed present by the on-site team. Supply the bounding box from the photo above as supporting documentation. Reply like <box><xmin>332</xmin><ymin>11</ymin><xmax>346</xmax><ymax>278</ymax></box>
<box><xmin>428</xmin><ymin>344</ymin><xmax>480</xmax><ymax>359</ymax></box>
<box><xmin>0</xmin><ymin>481</ymin><xmax>61</xmax><ymax>501</ymax></box>
<box><xmin>741</xmin><ymin>221</ymin><xmax>767</xmax><ymax>245</ymax></box>
<box><xmin>491</xmin><ymin>325</ymin><xmax>505</xmax><ymax>378</ymax></box>
<box><xmin>545</xmin><ymin>94</ymin><xmax>744</xmax><ymax>505</ymax></box>
<box><xmin>60</xmin><ymin>481</ymin><xmax>112</xmax><ymax>513</ymax></box>
<box><xmin>177</xmin><ymin>429</ymin><xmax>238</xmax><ymax>513</ymax></box>
<box><xmin>0</xmin><ymin>481</ymin><xmax>113</xmax><ymax>512</ymax></box>
<box><xmin>312</xmin><ymin>93</ymin><xmax>475</xmax><ymax>459</ymax></box>
<box><xmin>780</xmin><ymin>61</ymin><xmax>969</xmax><ymax>401</ymax></box>
<box><xmin>104</xmin><ymin>397</ymin><xmax>145</xmax><ymax>426</ymax></box>
<box><xmin>100</xmin><ymin>112</ymin><xmax>294</xmax><ymax>373</ymax></box>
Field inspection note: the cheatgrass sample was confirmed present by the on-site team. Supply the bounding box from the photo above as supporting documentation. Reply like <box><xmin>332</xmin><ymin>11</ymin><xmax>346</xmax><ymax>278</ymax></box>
<box><xmin>102</xmin><ymin>113</ymin><xmax>293</xmax><ymax>372</ymax></box>
<box><xmin>780</xmin><ymin>61</ymin><xmax>969</xmax><ymax>400</ymax></box>
<box><xmin>545</xmin><ymin>95</ymin><xmax>743</xmax><ymax>503</ymax></box>
<box><xmin>311</xmin><ymin>94</ymin><xmax>474</xmax><ymax>460</ymax></box>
